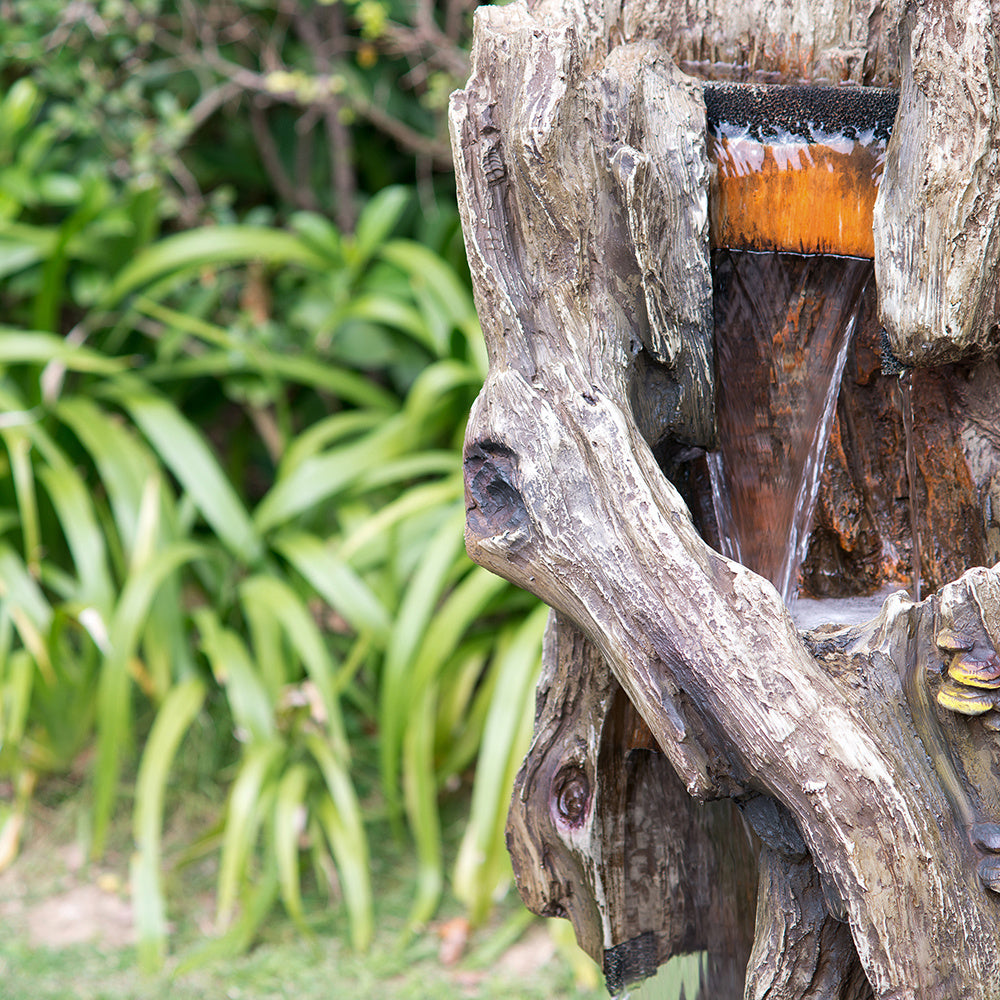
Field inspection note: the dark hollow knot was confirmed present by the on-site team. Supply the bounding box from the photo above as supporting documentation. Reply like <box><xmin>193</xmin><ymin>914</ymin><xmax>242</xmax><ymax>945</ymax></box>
<box><xmin>552</xmin><ymin>764</ymin><xmax>590</xmax><ymax>827</ymax></box>
<box><xmin>464</xmin><ymin>440</ymin><xmax>529</xmax><ymax>537</ymax></box>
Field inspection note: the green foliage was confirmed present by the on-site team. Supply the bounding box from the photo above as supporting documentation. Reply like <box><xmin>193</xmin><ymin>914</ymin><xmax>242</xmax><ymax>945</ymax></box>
<box><xmin>0</xmin><ymin>153</ymin><xmax>542</xmax><ymax>970</ymax></box>
<box><xmin>0</xmin><ymin>0</ymin><xmax>474</xmax><ymax>228</ymax></box>
<box><xmin>0</xmin><ymin>0</ymin><xmax>546</xmax><ymax>977</ymax></box>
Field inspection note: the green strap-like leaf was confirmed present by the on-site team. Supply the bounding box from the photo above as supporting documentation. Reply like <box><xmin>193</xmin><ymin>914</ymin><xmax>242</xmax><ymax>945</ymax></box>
<box><xmin>92</xmin><ymin>541</ymin><xmax>206</xmax><ymax>857</ymax></box>
<box><xmin>0</xmin><ymin>328</ymin><xmax>125</xmax><ymax>373</ymax></box>
<box><xmin>453</xmin><ymin>604</ymin><xmax>548</xmax><ymax>922</ymax></box>
<box><xmin>132</xmin><ymin>676</ymin><xmax>206</xmax><ymax>972</ymax></box>
<box><xmin>378</xmin><ymin>509</ymin><xmax>465</xmax><ymax>819</ymax></box>
<box><xmin>253</xmin><ymin>420</ymin><xmax>409</xmax><ymax>534</ymax></box>
<box><xmin>272</xmin><ymin>530</ymin><xmax>390</xmax><ymax>640</ymax></box>
<box><xmin>56</xmin><ymin>397</ymin><xmax>160</xmax><ymax>559</ymax></box>
<box><xmin>118</xmin><ymin>392</ymin><xmax>262</xmax><ymax>564</ymax></box>
<box><xmin>351</xmin><ymin>185</ymin><xmax>410</xmax><ymax>266</ymax></box>
<box><xmin>100</xmin><ymin>225</ymin><xmax>328</xmax><ymax>308</ymax></box>
<box><xmin>216</xmin><ymin>739</ymin><xmax>283</xmax><ymax>929</ymax></box>
<box><xmin>195</xmin><ymin>609</ymin><xmax>275</xmax><ymax>744</ymax></box>
<box><xmin>308</xmin><ymin>733</ymin><xmax>372</xmax><ymax>952</ymax></box>
<box><xmin>273</xmin><ymin>762</ymin><xmax>311</xmax><ymax>933</ymax></box>
<box><xmin>238</xmin><ymin>574</ymin><xmax>346</xmax><ymax>754</ymax></box>
<box><xmin>38</xmin><ymin>462</ymin><xmax>114</xmax><ymax>613</ymax></box>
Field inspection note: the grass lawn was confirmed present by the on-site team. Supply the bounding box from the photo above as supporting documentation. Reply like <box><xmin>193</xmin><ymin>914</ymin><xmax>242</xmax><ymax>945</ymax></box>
<box><xmin>0</xmin><ymin>785</ymin><xmax>605</xmax><ymax>1000</ymax></box>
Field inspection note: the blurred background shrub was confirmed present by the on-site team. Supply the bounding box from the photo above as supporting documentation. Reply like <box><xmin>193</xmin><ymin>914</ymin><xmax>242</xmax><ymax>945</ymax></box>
<box><xmin>0</xmin><ymin>0</ymin><xmax>548</xmax><ymax>974</ymax></box>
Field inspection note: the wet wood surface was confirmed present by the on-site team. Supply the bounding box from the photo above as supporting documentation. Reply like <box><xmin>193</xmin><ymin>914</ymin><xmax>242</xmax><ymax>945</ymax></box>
<box><xmin>707</xmin><ymin>85</ymin><xmax>896</xmax><ymax>257</ymax></box>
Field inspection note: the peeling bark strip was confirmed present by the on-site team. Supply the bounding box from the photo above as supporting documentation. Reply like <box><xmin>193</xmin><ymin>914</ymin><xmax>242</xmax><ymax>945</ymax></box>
<box><xmin>452</xmin><ymin>1</ymin><xmax>1000</xmax><ymax>997</ymax></box>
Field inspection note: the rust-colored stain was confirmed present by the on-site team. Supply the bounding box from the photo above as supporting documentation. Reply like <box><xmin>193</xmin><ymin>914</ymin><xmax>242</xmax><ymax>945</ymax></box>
<box><xmin>709</xmin><ymin>134</ymin><xmax>885</xmax><ymax>257</ymax></box>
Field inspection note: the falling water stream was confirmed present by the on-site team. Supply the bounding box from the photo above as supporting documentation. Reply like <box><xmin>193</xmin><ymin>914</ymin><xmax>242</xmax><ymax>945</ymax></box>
<box><xmin>899</xmin><ymin>372</ymin><xmax>922</xmax><ymax>601</ymax></box>
<box><xmin>614</xmin><ymin>83</ymin><xmax>901</xmax><ymax>1000</ymax></box>
<box><xmin>696</xmin><ymin>83</ymin><xmax>900</xmax><ymax>610</ymax></box>
<box><xmin>708</xmin><ymin>252</ymin><xmax>872</xmax><ymax>606</ymax></box>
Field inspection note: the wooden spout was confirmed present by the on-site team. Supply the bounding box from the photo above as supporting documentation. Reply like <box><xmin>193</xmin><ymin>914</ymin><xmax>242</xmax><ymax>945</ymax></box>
<box><xmin>706</xmin><ymin>84</ymin><xmax>899</xmax><ymax>257</ymax></box>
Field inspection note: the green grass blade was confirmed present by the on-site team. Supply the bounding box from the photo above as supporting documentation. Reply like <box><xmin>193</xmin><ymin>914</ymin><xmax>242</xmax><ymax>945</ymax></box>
<box><xmin>37</xmin><ymin>462</ymin><xmax>114</xmax><ymax>612</ymax></box>
<box><xmin>117</xmin><ymin>391</ymin><xmax>262</xmax><ymax>564</ymax></box>
<box><xmin>0</xmin><ymin>240</ymin><xmax>46</xmax><ymax>281</ymax></box>
<box><xmin>351</xmin><ymin>185</ymin><xmax>409</xmax><ymax>266</ymax></box>
<box><xmin>433</xmin><ymin>642</ymin><xmax>490</xmax><ymax>771</ymax></box>
<box><xmin>3</xmin><ymin>430</ymin><xmax>40</xmax><ymax>575</ymax></box>
<box><xmin>177</xmin><ymin>858</ymin><xmax>280</xmax><ymax>974</ymax></box>
<box><xmin>33</xmin><ymin>176</ymin><xmax>105</xmax><ymax>333</ymax></box>
<box><xmin>195</xmin><ymin>609</ymin><xmax>275</xmax><ymax>744</ymax></box>
<box><xmin>0</xmin><ymin>78</ymin><xmax>40</xmax><ymax>144</ymax></box>
<box><xmin>380</xmin><ymin>239</ymin><xmax>477</xmax><ymax>328</ymax></box>
<box><xmin>272</xmin><ymin>530</ymin><xmax>390</xmax><ymax>640</ymax></box>
<box><xmin>402</xmin><ymin>683</ymin><xmax>442</xmax><ymax>933</ymax></box>
<box><xmin>0</xmin><ymin>328</ymin><xmax>127</xmax><ymax>373</ymax></box>
<box><xmin>253</xmin><ymin>420</ymin><xmax>408</xmax><ymax>534</ymax></box>
<box><xmin>216</xmin><ymin>739</ymin><xmax>283</xmax><ymax>929</ymax></box>
<box><xmin>307</xmin><ymin>733</ymin><xmax>372</xmax><ymax>952</ymax></box>
<box><xmin>393</xmin><ymin>570</ymin><xmax>521</xmax><ymax>930</ymax></box>
<box><xmin>93</xmin><ymin>541</ymin><xmax>206</xmax><ymax>857</ymax></box>
<box><xmin>338</xmin><ymin>478</ymin><xmax>461</xmax><ymax>562</ymax></box>
<box><xmin>132</xmin><ymin>676</ymin><xmax>206</xmax><ymax>972</ymax></box>
<box><xmin>0</xmin><ymin>544</ymin><xmax>54</xmax><ymax>682</ymax></box>
<box><xmin>403</xmin><ymin>359</ymin><xmax>481</xmax><ymax>425</ymax></box>
<box><xmin>56</xmin><ymin>397</ymin><xmax>158</xmax><ymax>558</ymax></box>
<box><xmin>339</xmin><ymin>293</ymin><xmax>437</xmax><ymax>354</ymax></box>
<box><xmin>0</xmin><ymin>648</ymin><xmax>36</xmax><ymax>755</ymax></box>
<box><xmin>288</xmin><ymin>212</ymin><xmax>342</xmax><ymax>265</ymax></box>
<box><xmin>273</xmin><ymin>762</ymin><xmax>310</xmax><ymax>934</ymax></box>
<box><xmin>133</xmin><ymin>297</ymin><xmax>398</xmax><ymax>410</ymax></box>
<box><xmin>453</xmin><ymin>603</ymin><xmax>548</xmax><ymax>922</ymax></box>
<box><xmin>0</xmin><ymin>545</ymin><xmax>51</xmax><ymax>628</ymax></box>
<box><xmin>278</xmin><ymin>410</ymin><xmax>385</xmax><ymax>476</ymax></box>
<box><xmin>383</xmin><ymin>562</ymin><xmax>508</xmax><ymax>816</ymax></box>
<box><xmin>100</xmin><ymin>226</ymin><xmax>328</xmax><ymax>308</ymax></box>
<box><xmin>348</xmin><ymin>453</ymin><xmax>459</xmax><ymax>496</ymax></box>
<box><xmin>238</xmin><ymin>575</ymin><xmax>345</xmax><ymax>753</ymax></box>
<box><xmin>379</xmin><ymin>508</ymin><xmax>465</xmax><ymax>819</ymax></box>
<box><xmin>240</xmin><ymin>589</ymin><xmax>288</xmax><ymax>703</ymax></box>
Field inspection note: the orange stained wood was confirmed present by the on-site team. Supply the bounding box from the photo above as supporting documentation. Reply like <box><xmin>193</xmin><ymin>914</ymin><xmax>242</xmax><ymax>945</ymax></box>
<box><xmin>709</xmin><ymin>133</ymin><xmax>886</xmax><ymax>258</ymax></box>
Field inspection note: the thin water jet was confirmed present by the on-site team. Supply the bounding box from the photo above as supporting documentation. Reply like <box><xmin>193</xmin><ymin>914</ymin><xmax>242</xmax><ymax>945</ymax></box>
<box><xmin>899</xmin><ymin>372</ymin><xmax>922</xmax><ymax>601</ymax></box>
<box><xmin>708</xmin><ymin>251</ymin><xmax>871</xmax><ymax>605</ymax></box>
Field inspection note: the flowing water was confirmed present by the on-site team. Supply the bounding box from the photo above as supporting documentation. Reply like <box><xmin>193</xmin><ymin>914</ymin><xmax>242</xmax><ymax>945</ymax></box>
<box><xmin>701</xmin><ymin>85</ymin><xmax>894</xmax><ymax>606</ymax></box>
<box><xmin>899</xmin><ymin>372</ymin><xmax>922</xmax><ymax>601</ymax></box>
<box><xmin>709</xmin><ymin>251</ymin><xmax>872</xmax><ymax>605</ymax></box>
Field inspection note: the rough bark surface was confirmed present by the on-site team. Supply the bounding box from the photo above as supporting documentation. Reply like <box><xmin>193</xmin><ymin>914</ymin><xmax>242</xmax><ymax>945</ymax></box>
<box><xmin>873</xmin><ymin>0</ymin><xmax>1000</xmax><ymax>365</ymax></box>
<box><xmin>507</xmin><ymin>614</ymin><xmax>758</xmax><ymax>996</ymax></box>
<box><xmin>616</xmin><ymin>0</ymin><xmax>898</xmax><ymax>87</ymax></box>
<box><xmin>451</xmin><ymin>0</ymin><xmax>1000</xmax><ymax>997</ymax></box>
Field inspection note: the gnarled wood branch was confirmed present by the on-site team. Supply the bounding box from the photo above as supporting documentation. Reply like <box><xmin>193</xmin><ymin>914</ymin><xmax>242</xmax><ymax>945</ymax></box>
<box><xmin>451</xmin><ymin>1</ymin><xmax>1000</xmax><ymax>996</ymax></box>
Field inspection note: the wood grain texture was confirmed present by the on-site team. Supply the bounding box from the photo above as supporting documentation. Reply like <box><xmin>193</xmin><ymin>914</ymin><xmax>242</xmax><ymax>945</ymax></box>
<box><xmin>873</xmin><ymin>0</ymin><xmax>1000</xmax><ymax>364</ymax></box>
<box><xmin>506</xmin><ymin>614</ymin><xmax>757</xmax><ymax>996</ymax></box>
<box><xmin>451</xmin><ymin>1</ymin><xmax>1000</xmax><ymax>996</ymax></box>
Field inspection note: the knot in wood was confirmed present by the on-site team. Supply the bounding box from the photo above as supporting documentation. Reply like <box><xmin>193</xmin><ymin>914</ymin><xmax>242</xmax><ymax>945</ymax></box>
<box><xmin>552</xmin><ymin>765</ymin><xmax>590</xmax><ymax>827</ymax></box>
<box><xmin>464</xmin><ymin>441</ymin><xmax>528</xmax><ymax>538</ymax></box>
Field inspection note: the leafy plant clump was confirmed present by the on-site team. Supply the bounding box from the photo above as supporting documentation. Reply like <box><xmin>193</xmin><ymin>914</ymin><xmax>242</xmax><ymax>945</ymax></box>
<box><xmin>0</xmin><ymin>61</ymin><xmax>543</xmax><ymax>973</ymax></box>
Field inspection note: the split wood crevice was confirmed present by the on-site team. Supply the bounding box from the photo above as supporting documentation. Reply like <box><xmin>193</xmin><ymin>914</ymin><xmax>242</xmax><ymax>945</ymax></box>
<box><xmin>449</xmin><ymin>1</ymin><xmax>1000</xmax><ymax>997</ymax></box>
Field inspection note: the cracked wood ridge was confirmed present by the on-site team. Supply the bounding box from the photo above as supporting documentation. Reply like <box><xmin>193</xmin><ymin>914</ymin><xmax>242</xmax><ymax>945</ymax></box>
<box><xmin>450</xmin><ymin>1</ymin><xmax>1000</xmax><ymax>998</ymax></box>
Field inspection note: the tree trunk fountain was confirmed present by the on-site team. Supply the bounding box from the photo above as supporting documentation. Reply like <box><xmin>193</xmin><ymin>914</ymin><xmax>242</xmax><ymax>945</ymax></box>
<box><xmin>449</xmin><ymin>1</ymin><xmax>1000</xmax><ymax>996</ymax></box>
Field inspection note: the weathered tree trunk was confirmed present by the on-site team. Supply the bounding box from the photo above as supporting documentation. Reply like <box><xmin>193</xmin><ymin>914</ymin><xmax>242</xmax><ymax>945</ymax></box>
<box><xmin>450</xmin><ymin>1</ymin><xmax>1000</xmax><ymax>997</ymax></box>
